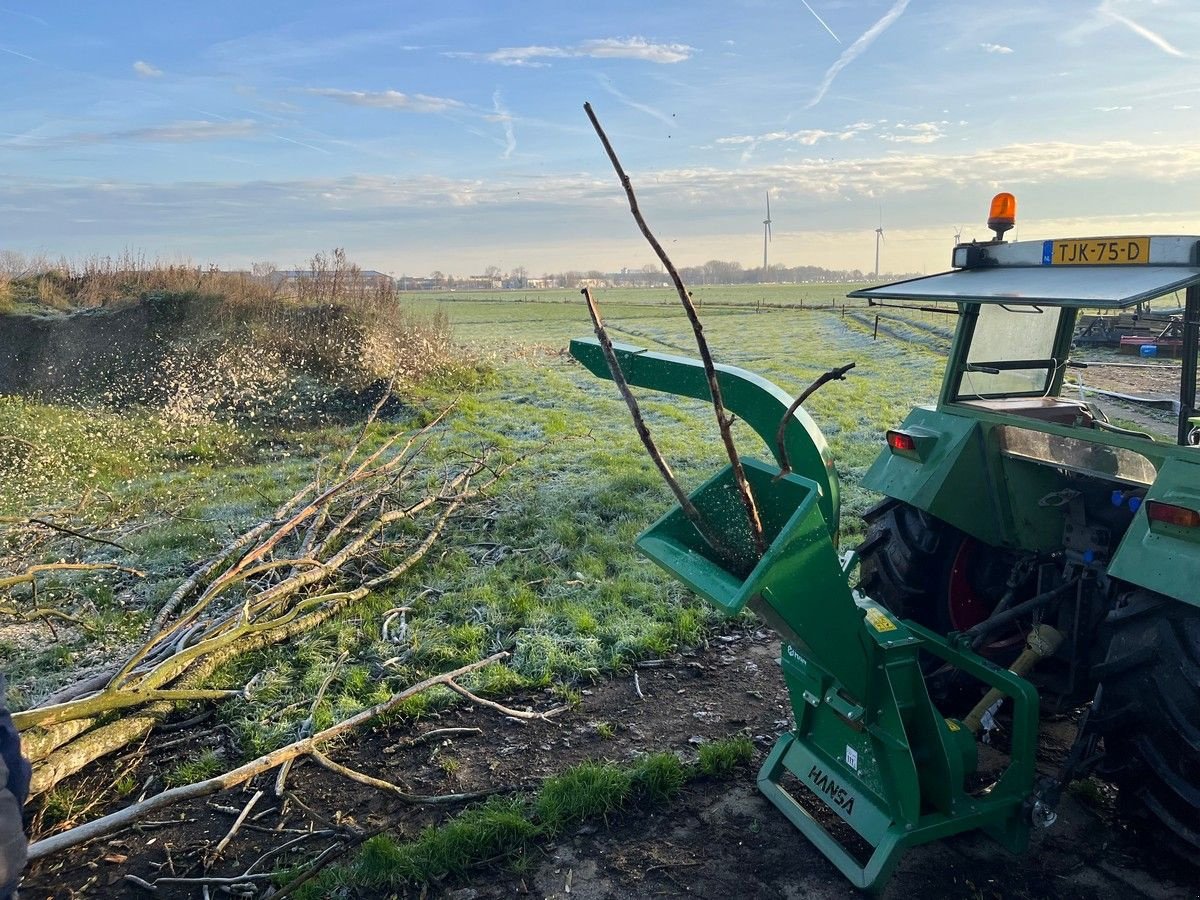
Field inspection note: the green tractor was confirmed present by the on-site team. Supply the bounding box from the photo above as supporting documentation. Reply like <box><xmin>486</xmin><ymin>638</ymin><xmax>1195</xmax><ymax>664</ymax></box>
<box><xmin>570</xmin><ymin>194</ymin><xmax>1200</xmax><ymax>890</ymax></box>
<box><xmin>852</xmin><ymin>196</ymin><xmax>1200</xmax><ymax>855</ymax></box>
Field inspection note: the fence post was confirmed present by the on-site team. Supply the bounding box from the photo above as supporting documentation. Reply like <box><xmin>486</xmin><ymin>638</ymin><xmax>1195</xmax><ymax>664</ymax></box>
<box><xmin>873</xmin><ymin>314</ymin><xmax>880</xmax><ymax>340</ymax></box>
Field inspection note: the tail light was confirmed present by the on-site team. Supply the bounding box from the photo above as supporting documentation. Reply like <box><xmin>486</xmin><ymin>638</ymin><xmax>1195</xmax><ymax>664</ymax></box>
<box><xmin>1145</xmin><ymin>500</ymin><xmax>1200</xmax><ymax>529</ymax></box>
<box><xmin>886</xmin><ymin>430</ymin><xmax>917</xmax><ymax>453</ymax></box>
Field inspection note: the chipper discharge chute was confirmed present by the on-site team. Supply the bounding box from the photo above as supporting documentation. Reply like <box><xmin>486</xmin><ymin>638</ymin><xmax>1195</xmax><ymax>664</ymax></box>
<box><xmin>569</xmin><ymin>337</ymin><xmax>1041</xmax><ymax>892</ymax></box>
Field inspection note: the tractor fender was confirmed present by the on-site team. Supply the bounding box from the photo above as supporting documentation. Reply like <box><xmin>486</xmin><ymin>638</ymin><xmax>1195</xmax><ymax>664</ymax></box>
<box><xmin>861</xmin><ymin>407</ymin><xmax>1007</xmax><ymax>547</ymax></box>
<box><xmin>1108</xmin><ymin>456</ymin><xmax>1200</xmax><ymax>607</ymax></box>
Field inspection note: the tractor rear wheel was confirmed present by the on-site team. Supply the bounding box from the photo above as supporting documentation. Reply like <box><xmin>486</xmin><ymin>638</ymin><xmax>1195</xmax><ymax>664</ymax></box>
<box><xmin>1093</xmin><ymin>591</ymin><xmax>1200</xmax><ymax>854</ymax></box>
<box><xmin>857</xmin><ymin>498</ymin><xmax>954</xmax><ymax>626</ymax></box>
<box><xmin>856</xmin><ymin>498</ymin><xmax>1026</xmax><ymax>642</ymax></box>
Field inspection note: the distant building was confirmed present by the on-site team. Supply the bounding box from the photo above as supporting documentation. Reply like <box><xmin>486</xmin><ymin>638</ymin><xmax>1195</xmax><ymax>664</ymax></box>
<box><xmin>461</xmin><ymin>275</ymin><xmax>504</xmax><ymax>290</ymax></box>
<box><xmin>269</xmin><ymin>270</ymin><xmax>395</xmax><ymax>290</ymax></box>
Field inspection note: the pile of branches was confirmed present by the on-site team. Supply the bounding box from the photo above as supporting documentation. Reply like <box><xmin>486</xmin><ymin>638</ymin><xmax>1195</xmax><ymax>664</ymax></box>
<box><xmin>13</xmin><ymin>396</ymin><xmax>513</xmax><ymax>800</ymax></box>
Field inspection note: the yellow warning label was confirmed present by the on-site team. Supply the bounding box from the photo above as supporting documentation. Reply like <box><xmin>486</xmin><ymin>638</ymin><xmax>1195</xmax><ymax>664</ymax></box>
<box><xmin>865</xmin><ymin>608</ymin><xmax>897</xmax><ymax>633</ymax></box>
<box><xmin>945</xmin><ymin>719</ymin><xmax>961</xmax><ymax>732</ymax></box>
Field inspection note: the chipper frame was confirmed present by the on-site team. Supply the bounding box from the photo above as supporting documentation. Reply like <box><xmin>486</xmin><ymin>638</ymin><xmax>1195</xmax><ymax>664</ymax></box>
<box><xmin>570</xmin><ymin>336</ymin><xmax>1042</xmax><ymax>892</ymax></box>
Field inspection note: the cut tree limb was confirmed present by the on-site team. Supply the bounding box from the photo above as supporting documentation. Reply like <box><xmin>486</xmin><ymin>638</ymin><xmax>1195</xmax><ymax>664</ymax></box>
<box><xmin>0</xmin><ymin>563</ymin><xmax>144</xmax><ymax>592</ymax></box>
<box><xmin>583</xmin><ymin>101</ymin><xmax>765</xmax><ymax>557</ymax></box>
<box><xmin>580</xmin><ymin>287</ymin><xmax>733</xmax><ymax>563</ymax></box>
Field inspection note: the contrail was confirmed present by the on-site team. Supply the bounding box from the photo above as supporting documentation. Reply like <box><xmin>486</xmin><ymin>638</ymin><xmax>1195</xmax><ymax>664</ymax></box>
<box><xmin>0</xmin><ymin>7</ymin><xmax>49</xmax><ymax>26</ymax></box>
<box><xmin>1103</xmin><ymin>3</ymin><xmax>1186</xmax><ymax>58</ymax></box>
<box><xmin>799</xmin><ymin>0</ymin><xmax>841</xmax><ymax>44</ymax></box>
<box><xmin>272</xmin><ymin>134</ymin><xmax>331</xmax><ymax>154</ymax></box>
<box><xmin>492</xmin><ymin>89</ymin><xmax>516</xmax><ymax>159</ymax></box>
<box><xmin>0</xmin><ymin>46</ymin><xmax>36</xmax><ymax>61</ymax></box>
<box><xmin>597</xmin><ymin>74</ymin><xmax>674</xmax><ymax>128</ymax></box>
<box><xmin>806</xmin><ymin>0</ymin><xmax>910</xmax><ymax>109</ymax></box>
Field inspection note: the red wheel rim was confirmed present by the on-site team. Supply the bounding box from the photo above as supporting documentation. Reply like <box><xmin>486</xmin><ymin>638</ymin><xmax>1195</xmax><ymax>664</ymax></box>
<box><xmin>946</xmin><ymin>538</ymin><xmax>993</xmax><ymax>631</ymax></box>
<box><xmin>946</xmin><ymin>538</ymin><xmax>1026</xmax><ymax>650</ymax></box>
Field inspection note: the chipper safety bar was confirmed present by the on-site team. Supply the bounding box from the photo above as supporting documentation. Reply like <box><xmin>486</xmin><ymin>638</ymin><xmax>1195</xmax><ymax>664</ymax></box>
<box><xmin>570</xmin><ymin>336</ymin><xmax>1042</xmax><ymax>892</ymax></box>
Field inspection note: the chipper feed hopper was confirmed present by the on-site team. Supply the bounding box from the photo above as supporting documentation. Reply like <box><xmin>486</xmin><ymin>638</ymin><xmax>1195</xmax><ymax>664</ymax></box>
<box><xmin>572</xmin><ymin>196</ymin><xmax>1200</xmax><ymax>891</ymax></box>
<box><xmin>568</xmin><ymin>337</ymin><xmax>1040</xmax><ymax>891</ymax></box>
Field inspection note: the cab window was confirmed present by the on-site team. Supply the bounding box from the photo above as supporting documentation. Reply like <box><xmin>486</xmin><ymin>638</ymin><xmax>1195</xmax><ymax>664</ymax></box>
<box><xmin>955</xmin><ymin>304</ymin><xmax>1064</xmax><ymax>398</ymax></box>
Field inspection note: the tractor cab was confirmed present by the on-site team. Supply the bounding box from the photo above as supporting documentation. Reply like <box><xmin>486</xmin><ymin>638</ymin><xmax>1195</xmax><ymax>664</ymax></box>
<box><xmin>850</xmin><ymin>211</ymin><xmax>1200</xmax><ymax>445</ymax></box>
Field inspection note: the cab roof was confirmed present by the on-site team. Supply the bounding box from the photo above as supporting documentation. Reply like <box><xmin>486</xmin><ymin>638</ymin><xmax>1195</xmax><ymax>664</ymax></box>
<box><xmin>848</xmin><ymin>235</ymin><xmax>1200</xmax><ymax>309</ymax></box>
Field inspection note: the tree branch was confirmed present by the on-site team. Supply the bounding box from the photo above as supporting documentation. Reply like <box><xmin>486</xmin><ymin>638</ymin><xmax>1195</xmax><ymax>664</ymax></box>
<box><xmin>580</xmin><ymin>288</ymin><xmax>734</xmax><ymax>563</ymax></box>
<box><xmin>775</xmin><ymin>362</ymin><xmax>856</xmax><ymax>478</ymax></box>
<box><xmin>27</xmin><ymin>651</ymin><xmax>508</xmax><ymax>861</ymax></box>
<box><xmin>584</xmin><ymin>101</ymin><xmax>765</xmax><ymax>558</ymax></box>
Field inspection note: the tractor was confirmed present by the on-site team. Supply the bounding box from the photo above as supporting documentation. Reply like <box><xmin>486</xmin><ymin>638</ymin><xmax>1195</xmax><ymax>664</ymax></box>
<box><xmin>570</xmin><ymin>193</ymin><xmax>1200</xmax><ymax>891</ymax></box>
<box><xmin>853</xmin><ymin>195</ymin><xmax>1200</xmax><ymax>858</ymax></box>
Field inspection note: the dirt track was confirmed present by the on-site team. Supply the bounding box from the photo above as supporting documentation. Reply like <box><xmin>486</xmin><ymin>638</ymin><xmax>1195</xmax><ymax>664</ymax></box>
<box><xmin>22</xmin><ymin>628</ymin><xmax>1197</xmax><ymax>899</ymax></box>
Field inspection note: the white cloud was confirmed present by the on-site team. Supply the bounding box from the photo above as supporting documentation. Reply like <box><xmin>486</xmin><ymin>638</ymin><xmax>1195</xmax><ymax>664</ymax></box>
<box><xmin>980</xmin><ymin>42</ymin><xmax>1013</xmax><ymax>54</ymax></box>
<box><xmin>473</xmin><ymin>45</ymin><xmax>564</xmax><ymax>68</ymax></box>
<box><xmin>1068</xmin><ymin>1</ymin><xmax>1189</xmax><ymax>58</ymax></box>
<box><xmin>880</xmin><ymin>122</ymin><xmax>947</xmax><ymax>144</ymax></box>
<box><xmin>1095</xmin><ymin>105</ymin><xmax>1133</xmax><ymax>112</ymax></box>
<box><xmin>6</xmin><ymin>141</ymin><xmax>1200</xmax><ymax>273</ymax></box>
<box><xmin>132</xmin><ymin>60</ymin><xmax>162</xmax><ymax>78</ymax></box>
<box><xmin>597</xmin><ymin>74</ymin><xmax>674</xmax><ymax>127</ymax></box>
<box><xmin>799</xmin><ymin>0</ymin><xmax>841</xmax><ymax>44</ymax></box>
<box><xmin>122</xmin><ymin>120</ymin><xmax>259</xmax><ymax>142</ymax></box>
<box><xmin>451</xmin><ymin>36</ymin><xmax>694</xmax><ymax>67</ymax></box>
<box><xmin>578</xmin><ymin>37</ymin><xmax>692</xmax><ymax>63</ymax></box>
<box><xmin>717</xmin><ymin>122</ymin><xmax>876</xmax><ymax>161</ymax></box>
<box><xmin>2</xmin><ymin>119</ymin><xmax>260</xmax><ymax>148</ymax></box>
<box><xmin>305</xmin><ymin>88</ymin><xmax>463</xmax><ymax>113</ymax></box>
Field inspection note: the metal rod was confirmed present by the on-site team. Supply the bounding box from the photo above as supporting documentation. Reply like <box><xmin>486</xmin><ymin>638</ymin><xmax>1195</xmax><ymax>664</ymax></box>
<box><xmin>1177</xmin><ymin>283</ymin><xmax>1199</xmax><ymax>445</ymax></box>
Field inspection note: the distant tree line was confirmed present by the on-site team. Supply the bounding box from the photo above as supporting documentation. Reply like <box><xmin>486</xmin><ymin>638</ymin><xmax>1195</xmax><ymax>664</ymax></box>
<box><xmin>396</xmin><ymin>259</ymin><xmax>908</xmax><ymax>292</ymax></box>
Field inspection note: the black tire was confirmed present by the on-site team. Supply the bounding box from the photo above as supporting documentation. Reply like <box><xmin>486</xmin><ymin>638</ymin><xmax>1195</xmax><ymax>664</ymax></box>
<box><xmin>856</xmin><ymin>499</ymin><xmax>1030</xmax><ymax>661</ymax></box>
<box><xmin>856</xmin><ymin>498</ymin><xmax>956</xmax><ymax>628</ymax></box>
<box><xmin>1093</xmin><ymin>591</ymin><xmax>1200</xmax><ymax>854</ymax></box>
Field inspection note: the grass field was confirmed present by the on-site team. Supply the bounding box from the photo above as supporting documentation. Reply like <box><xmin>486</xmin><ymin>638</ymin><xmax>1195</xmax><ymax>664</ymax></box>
<box><xmin>9</xmin><ymin>280</ymin><xmax>1199</xmax><ymax>896</ymax></box>
<box><xmin>2</xmin><ymin>284</ymin><xmax>943</xmax><ymax>714</ymax></box>
<box><xmin>3</xmin><ymin>281</ymin><xmax>950</xmax><ymax>892</ymax></box>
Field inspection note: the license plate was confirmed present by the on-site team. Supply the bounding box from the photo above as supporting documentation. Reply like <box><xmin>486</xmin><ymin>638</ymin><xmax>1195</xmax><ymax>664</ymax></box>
<box><xmin>1042</xmin><ymin>237</ymin><xmax>1150</xmax><ymax>265</ymax></box>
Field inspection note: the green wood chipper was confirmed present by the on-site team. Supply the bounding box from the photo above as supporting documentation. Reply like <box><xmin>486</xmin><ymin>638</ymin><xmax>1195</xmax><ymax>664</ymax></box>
<box><xmin>570</xmin><ymin>196</ymin><xmax>1200</xmax><ymax>891</ymax></box>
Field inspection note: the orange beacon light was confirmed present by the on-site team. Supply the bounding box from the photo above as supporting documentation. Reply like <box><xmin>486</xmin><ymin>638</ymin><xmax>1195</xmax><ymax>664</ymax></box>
<box><xmin>987</xmin><ymin>192</ymin><xmax>1016</xmax><ymax>240</ymax></box>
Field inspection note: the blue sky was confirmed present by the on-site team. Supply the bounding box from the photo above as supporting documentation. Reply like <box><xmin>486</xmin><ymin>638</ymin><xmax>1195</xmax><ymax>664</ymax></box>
<box><xmin>2</xmin><ymin>0</ymin><xmax>1199</xmax><ymax>277</ymax></box>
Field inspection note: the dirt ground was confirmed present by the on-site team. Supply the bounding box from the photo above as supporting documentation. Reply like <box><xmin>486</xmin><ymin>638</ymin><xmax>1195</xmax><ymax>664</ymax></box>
<box><xmin>1077</xmin><ymin>361</ymin><xmax>1181</xmax><ymax>400</ymax></box>
<box><xmin>20</xmin><ymin>627</ymin><xmax>1198</xmax><ymax>900</ymax></box>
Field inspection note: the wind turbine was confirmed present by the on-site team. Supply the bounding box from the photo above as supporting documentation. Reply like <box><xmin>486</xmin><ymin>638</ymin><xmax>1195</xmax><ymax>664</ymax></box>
<box><xmin>953</xmin><ymin>225</ymin><xmax>964</xmax><ymax>246</ymax></box>
<box><xmin>762</xmin><ymin>191</ymin><xmax>772</xmax><ymax>280</ymax></box>
<box><xmin>874</xmin><ymin>211</ymin><xmax>885</xmax><ymax>278</ymax></box>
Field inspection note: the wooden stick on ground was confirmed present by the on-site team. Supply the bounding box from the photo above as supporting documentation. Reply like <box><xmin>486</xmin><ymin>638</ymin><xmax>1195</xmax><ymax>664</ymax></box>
<box><xmin>208</xmin><ymin>789</ymin><xmax>263</xmax><ymax>863</ymax></box>
<box><xmin>581</xmin><ymin>287</ymin><xmax>731</xmax><ymax>559</ymax></box>
<box><xmin>309</xmin><ymin>749</ymin><xmax>506</xmax><ymax>805</ymax></box>
<box><xmin>583</xmin><ymin>101</ymin><xmax>766</xmax><ymax>557</ymax></box>
<box><xmin>774</xmin><ymin>362</ymin><xmax>856</xmax><ymax>478</ymax></box>
<box><xmin>275</xmin><ymin>651</ymin><xmax>349</xmax><ymax>796</ymax></box>
<box><xmin>445</xmin><ymin>679</ymin><xmax>568</xmax><ymax>723</ymax></box>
